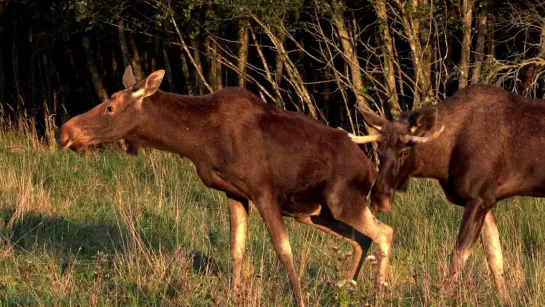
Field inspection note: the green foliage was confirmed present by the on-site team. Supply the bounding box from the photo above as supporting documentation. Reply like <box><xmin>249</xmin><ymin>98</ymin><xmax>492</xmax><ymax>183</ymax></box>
<box><xmin>63</xmin><ymin>0</ymin><xmax>122</xmax><ymax>31</ymax></box>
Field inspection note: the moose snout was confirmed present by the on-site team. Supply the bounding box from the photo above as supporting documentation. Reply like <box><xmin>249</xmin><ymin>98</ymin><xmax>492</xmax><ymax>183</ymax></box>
<box><xmin>57</xmin><ymin>124</ymin><xmax>79</xmax><ymax>149</ymax></box>
<box><xmin>57</xmin><ymin>127</ymin><xmax>70</xmax><ymax>148</ymax></box>
<box><xmin>370</xmin><ymin>197</ymin><xmax>392</xmax><ymax>213</ymax></box>
<box><xmin>370</xmin><ymin>185</ymin><xmax>394</xmax><ymax>213</ymax></box>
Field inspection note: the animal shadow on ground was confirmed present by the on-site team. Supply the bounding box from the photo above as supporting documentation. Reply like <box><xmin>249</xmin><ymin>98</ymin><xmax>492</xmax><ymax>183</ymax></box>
<box><xmin>0</xmin><ymin>207</ymin><xmax>223</xmax><ymax>275</ymax></box>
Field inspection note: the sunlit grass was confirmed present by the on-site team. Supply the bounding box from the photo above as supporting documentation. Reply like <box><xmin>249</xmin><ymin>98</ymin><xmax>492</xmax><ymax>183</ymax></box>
<box><xmin>1</xmin><ymin>129</ymin><xmax>544</xmax><ymax>306</ymax></box>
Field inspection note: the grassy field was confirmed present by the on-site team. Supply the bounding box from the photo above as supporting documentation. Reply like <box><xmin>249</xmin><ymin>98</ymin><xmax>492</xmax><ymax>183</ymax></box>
<box><xmin>1</xmin><ymin>129</ymin><xmax>545</xmax><ymax>306</ymax></box>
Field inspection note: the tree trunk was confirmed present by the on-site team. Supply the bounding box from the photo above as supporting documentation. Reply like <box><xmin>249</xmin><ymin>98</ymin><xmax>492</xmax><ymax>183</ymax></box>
<box><xmin>394</xmin><ymin>0</ymin><xmax>434</xmax><ymax>107</ymax></box>
<box><xmin>332</xmin><ymin>11</ymin><xmax>369</xmax><ymax>110</ymax></box>
<box><xmin>117</xmin><ymin>20</ymin><xmax>131</xmax><ymax>70</ymax></box>
<box><xmin>540</xmin><ymin>22</ymin><xmax>545</xmax><ymax>59</ymax></box>
<box><xmin>205</xmin><ymin>36</ymin><xmax>223</xmax><ymax>91</ymax></box>
<box><xmin>459</xmin><ymin>0</ymin><xmax>473</xmax><ymax>89</ymax></box>
<box><xmin>392</xmin><ymin>36</ymin><xmax>405</xmax><ymax>107</ymax></box>
<box><xmin>179</xmin><ymin>51</ymin><xmax>194</xmax><ymax>95</ymax></box>
<box><xmin>82</xmin><ymin>36</ymin><xmax>108</xmax><ymax>102</ymax></box>
<box><xmin>30</xmin><ymin>50</ymin><xmax>38</xmax><ymax>111</ymax></box>
<box><xmin>297</xmin><ymin>36</ymin><xmax>305</xmax><ymax>81</ymax></box>
<box><xmin>237</xmin><ymin>21</ymin><xmax>250</xmax><ymax>88</ymax></box>
<box><xmin>0</xmin><ymin>35</ymin><xmax>4</xmax><ymax>105</ymax></box>
<box><xmin>12</xmin><ymin>29</ymin><xmax>25</xmax><ymax>117</ymax></box>
<box><xmin>128</xmin><ymin>33</ymin><xmax>145</xmax><ymax>80</ymax></box>
<box><xmin>323</xmin><ymin>65</ymin><xmax>331</xmax><ymax>121</ymax></box>
<box><xmin>274</xmin><ymin>30</ymin><xmax>285</xmax><ymax>87</ymax></box>
<box><xmin>66</xmin><ymin>47</ymin><xmax>84</xmax><ymax>106</ymax></box>
<box><xmin>418</xmin><ymin>0</ymin><xmax>434</xmax><ymax>104</ymax></box>
<box><xmin>151</xmin><ymin>38</ymin><xmax>160</xmax><ymax>72</ymax></box>
<box><xmin>191</xmin><ymin>39</ymin><xmax>207</xmax><ymax>94</ymax></box>
<box><xmin>39</xmin><ymin>53</ymin><xmax>50</xmax><ymax>108</ymax></box>
<box><xmin>375</xmin><ymin>0</ymin><xmax>401</xmax><ymax>116</ymax></box>
<box><xmin>162</xmin><ymin>44</ymin><xmax>176</xmax><ymax>92</ymax></box>
<box><xmin>541</xmin><ymin>23</ymin><xmax>545</xmax><ymax>96</ymax></box>
<box><xmin>482</xmin><ymin>17</ymin><xmax>496</xmax><ymax>82</ymax></box>
<box><xmin>40</xmin><ymin>53</ymin><xmax>55</xmax><ymax>148</ymax></box>
<box><xmin>213</xmin><ymin>40</ymin><xmax>223</xmax><ymax>90</ymax></box>
<box><xmin>204</xmin><ymin>37</ymin><xmax>215</xmax><ymax>89</ymax></box>
<box><xmin>471</xmin><ymin>13</ymin><xmax>487</xmax><ymax>83</ymax></box>
<box><xmin>111</xmin><ymin>49</ymin><xmax>118</xmax><ymax>78</ymax></box>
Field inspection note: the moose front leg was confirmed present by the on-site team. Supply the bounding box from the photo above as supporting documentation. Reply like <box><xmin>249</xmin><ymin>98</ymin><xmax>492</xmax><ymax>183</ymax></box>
<box><xmin>446</xmin><ymin>198</ymin><xmax>490</xmax><ymax>294</ymax></box>
<box><xmin>227</xmin><ymin>195</ymin><xmax>249</xmax><ymax>291</ymax></box>
<box><xmin>255</xmin><ymin>195</ymin><xmax>306</xmax><ymax>307</ymax></box>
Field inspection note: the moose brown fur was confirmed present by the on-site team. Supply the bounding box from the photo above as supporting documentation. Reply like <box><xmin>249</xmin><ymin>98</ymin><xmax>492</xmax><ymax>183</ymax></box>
<box><xmin>352</xmin><ymin>84</ymin><xmax>545</xmax><ymax>297</ymax></box>
<box><xmin>57</xmin><ymin>66</ymin><xmax>394</xmax><ymax>306</ymax></box>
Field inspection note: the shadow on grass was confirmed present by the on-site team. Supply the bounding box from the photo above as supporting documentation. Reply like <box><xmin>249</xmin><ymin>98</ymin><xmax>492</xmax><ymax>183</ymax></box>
<box><xmin>1</xmin><ymin>208</ymin><xmax>127</xmax><ymax>258</ymax></box>
<box><xmin>0</xmin><ymin>208</ymin><xmax>223</xmax><ymax>276</ymax></box>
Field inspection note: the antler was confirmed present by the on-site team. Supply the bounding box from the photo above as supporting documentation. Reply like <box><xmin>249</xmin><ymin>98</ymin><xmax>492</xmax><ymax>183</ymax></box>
<box><xmin>404</xmin><ymin>126</ymin><xmax>445</xmax><ymax>144</ymax></box>
<box><xmin>338</xmin><ymin>127</ymin><xmax>382</xmax><ymax>144</ymax></box>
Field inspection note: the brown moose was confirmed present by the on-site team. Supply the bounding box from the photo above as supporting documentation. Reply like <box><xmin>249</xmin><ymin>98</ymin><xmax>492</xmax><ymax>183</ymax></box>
<box><xmin>350</xmin><ymin>84</ymin><xmax>545</xmax><ymax>298</ymax></box>
<box><xmin>57</xmin><ymin>66</ymin><xmax>394</xmax><ymax>306</ymax></box>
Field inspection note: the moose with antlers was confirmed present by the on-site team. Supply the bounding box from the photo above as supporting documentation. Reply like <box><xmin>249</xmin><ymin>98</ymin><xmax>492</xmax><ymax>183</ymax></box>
<box><xmin>349</xmin><ymin>84</ymin><xmax>545</xmax><ymax>298</ymax></box>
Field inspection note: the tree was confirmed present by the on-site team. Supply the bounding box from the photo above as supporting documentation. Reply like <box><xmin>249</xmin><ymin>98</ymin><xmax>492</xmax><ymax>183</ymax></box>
<box><xmin>459</xmin><ymin>0</ymin><xmax>474</xmax><ymax>88</ymax></box>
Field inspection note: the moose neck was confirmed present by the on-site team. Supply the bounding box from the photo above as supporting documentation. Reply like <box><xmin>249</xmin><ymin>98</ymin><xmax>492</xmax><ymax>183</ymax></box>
<box><xmin>411</xmin><ymin>132</ymin><xmax>451</xmax><ymax>182</ymax></box>
<box><xmin>134</xmin><ymin>91</ymin><xmax>216</xmax><ymax>161</ymax></box>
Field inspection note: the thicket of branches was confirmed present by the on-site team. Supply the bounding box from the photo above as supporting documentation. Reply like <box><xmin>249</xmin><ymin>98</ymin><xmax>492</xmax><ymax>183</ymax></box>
<box><xmin>1</xmin><ymin>0</ymin><xmax>545</xmax><ymax>139</ymax></box>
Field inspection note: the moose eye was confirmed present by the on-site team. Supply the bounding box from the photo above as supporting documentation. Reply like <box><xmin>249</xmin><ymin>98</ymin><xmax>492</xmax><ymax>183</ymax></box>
<box><xmin>399</xmin><ymin>148</ymin><xmax>410</xmax><ymax>157</ymax></box>
<box><xmin>106</xmin><ymin>106</ymin><xmax>114</xmax><ymax>114</ymax></box>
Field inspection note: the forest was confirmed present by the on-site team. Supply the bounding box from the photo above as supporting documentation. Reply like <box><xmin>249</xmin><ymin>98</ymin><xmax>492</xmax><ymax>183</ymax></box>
<box><xmin>1</xmin><ymin>0</ymin><xmax>545</xmax><ymax>139</ymax></box>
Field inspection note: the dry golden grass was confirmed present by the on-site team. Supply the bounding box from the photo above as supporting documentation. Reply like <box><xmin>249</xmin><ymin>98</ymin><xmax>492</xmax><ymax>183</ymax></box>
<box><xmin>1</xmin><ymin>129</ymin><xmax>545</xmax><ymax>306</ymax></box>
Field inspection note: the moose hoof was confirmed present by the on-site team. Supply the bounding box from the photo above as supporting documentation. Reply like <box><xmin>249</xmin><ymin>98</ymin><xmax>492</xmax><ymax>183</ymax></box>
<box><xmin>336</xmin><ymin>279</ymin><xmax>357</xmax><ymax>288</ymax></box>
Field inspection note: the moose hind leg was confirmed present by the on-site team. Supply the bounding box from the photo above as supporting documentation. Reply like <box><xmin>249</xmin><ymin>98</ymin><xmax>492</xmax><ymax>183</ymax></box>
<box><xmin>295</xmin><ymin>215</ymin><xmax>371</xmax><ymax>286</ymax></box>
<box><xmin>228</xmin><ymin>195</ymin><xmax>249</xmax><ymax>290</ymax></box>
<box><xmin>480</xmin><ymin>210</ymin><xmax>506</xmax><ymax>298</ymax></box>
<box><xmin>332</xmin><ymin>205</ymin><xmax>394</xmax><ymax>290</ymax></box>
<box><xmin>255</xmin><ymin>195</ymin><xmax>305</xmax><ymax>307</ymax></box>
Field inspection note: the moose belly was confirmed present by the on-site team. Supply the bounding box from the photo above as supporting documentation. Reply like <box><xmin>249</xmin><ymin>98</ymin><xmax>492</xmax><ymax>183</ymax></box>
<box><xmin>496</xmin><ymin>171</ymin><xmax>545</xmax><ymax>199</ymax></box>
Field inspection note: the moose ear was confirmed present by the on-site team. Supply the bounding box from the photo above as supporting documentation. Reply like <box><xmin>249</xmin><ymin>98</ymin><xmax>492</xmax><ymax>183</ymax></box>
<box><xmin>123</xmin><ymin>65</ymin><xmax>136</xmax><ymax>89</ymax></box>
<box><xmin>144</xmin><ymin>70</ymin><xmax>165</xmax><ymax>97</ymax></box>
<box><xmin>407</xmin><ymin>108</ymin><xmax>438</xmax><ymax>136</ymax></box>
<box><xmin>132</xmin><ymin>70</ymin><xmax>165</xmax><ymax>99</ymax></box>
<box><xmin>355</xmin><ymin>106</ymin><xmax>387</xmax><ymax>130</ymax></box>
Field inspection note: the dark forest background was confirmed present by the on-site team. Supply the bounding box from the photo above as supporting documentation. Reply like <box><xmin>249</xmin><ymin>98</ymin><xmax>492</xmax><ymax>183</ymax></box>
<box><xmin>1</xmin><ymin>0</ymin><xmax>545</xmax><ymax>141</ymax></box>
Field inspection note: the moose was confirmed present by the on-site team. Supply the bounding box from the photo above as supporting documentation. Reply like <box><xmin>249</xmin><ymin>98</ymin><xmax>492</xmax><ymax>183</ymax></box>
<box><xmin>57</xmin><ymin>66</ymin><xmax>394</xmax><ymax>306</ymax></box>
<box><xmin>349</xmin><ymin>83</ymin><xmax>545</xmax><ymax>297</ymax></box>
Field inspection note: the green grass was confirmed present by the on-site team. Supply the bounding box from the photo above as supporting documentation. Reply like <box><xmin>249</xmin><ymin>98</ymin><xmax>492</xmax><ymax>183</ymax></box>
<box><xmin>1</xmin><ymin>129</ymin><xmax>545</xmax><ymax>306</ymax></box>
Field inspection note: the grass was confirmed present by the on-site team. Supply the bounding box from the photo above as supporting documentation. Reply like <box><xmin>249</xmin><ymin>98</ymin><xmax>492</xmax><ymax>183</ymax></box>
<box><xmin>1</xmin><ymin>129</ymin><xmax>545</xmax><ymax>306</ymax></box>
